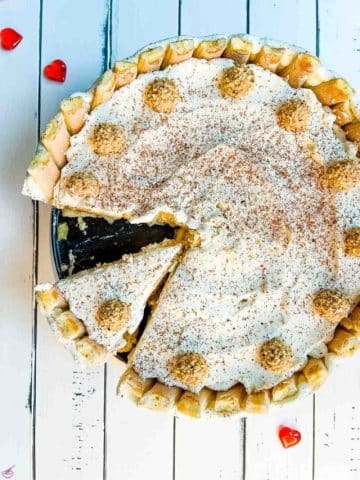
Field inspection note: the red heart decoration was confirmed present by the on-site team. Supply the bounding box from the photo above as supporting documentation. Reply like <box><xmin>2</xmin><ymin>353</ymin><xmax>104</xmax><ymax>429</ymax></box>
<box><xmin>278</xmin><ymin>425</ymin><xmax>302</xmax><ymax>449</ymax></box>
<box><xmin>1</xmin><ymin>28</ymin><xmax>23</xmax><ymax>50</ymax></box>
<box><xmin>44</xmin><ymin>59</ymin><xmax>67</xmax><ymax>83</ymax></box>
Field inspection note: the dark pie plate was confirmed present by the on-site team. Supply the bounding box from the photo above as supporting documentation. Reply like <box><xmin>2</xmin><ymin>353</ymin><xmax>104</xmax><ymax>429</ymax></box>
<box><xmin>51</xmin><ymin>208</ymin><xmax>175</xmax><ymax>279</ymax></box>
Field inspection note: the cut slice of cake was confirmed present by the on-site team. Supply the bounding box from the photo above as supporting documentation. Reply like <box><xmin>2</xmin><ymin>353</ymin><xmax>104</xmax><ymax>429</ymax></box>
<box><xmin>36</xmin><ymin>241</ymin><xmax>182</xmax><ymax>365</ymax></box>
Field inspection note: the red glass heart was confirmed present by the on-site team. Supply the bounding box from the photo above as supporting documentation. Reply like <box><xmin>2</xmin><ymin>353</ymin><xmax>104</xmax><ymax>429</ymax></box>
<box><xmin>1</xmin><ymin>28</ymin><xmax>23</xmax><ymax>50</ymax></box>
<box><xmin>44</xmin><ymin>59</ymin><xmax>67</xmax><ymax>83</ymax></box>
<box><xmin>278</xmin><ymin>426</ymin><xmax>302</xmax><ymax>448</ymax></box>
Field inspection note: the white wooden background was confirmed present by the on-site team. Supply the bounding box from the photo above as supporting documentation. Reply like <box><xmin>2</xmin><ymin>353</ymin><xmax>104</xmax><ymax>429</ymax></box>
<box><xmin>1</xmin><ymin>0</ymin><xmax>359</xmax><ymax>479</ymax></box>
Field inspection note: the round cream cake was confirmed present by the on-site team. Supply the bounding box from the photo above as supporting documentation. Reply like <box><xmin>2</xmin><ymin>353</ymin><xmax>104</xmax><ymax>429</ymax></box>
<box><xmin>26</xmin><ymin>34</ymin><xmax>360</xmax><ymax>417</ymax></box>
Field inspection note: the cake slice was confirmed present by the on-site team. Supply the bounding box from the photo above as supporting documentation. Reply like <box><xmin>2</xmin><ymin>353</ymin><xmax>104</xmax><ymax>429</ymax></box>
<box><xmin>36</xmin><ymin>242</ymin><xmax>182</xmax><ymax>365</ymax></box>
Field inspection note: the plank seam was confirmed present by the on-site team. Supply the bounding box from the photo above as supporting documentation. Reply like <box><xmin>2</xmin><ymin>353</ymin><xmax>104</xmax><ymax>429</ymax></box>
<box><xmin>242</xmin><ymin>418</ymin><xmax>247</xmax><ymax>480</ymax></box>
<box><xmin>312</xmin><ymin>394</ymin><xmax>316</xmax><ymax>480</ymax></box>
<box><xmin>31</xmin><ymin>0</ymin><xmax>44</xmax><ymax>477</ymax></box>
<box><xmin>246</xmin><ymin>0</ymin><xmax>250</xmax><ymax>34</ymax></box>
<box><xmin>316</xmin><ymin>0</ymin><xmax>320</xmax><ymax>56</ymax></box>
<box><xmin>103</xmin><ymin>2</ymin><xmax>113</xmax><ymax>478</ymax></box>
<box><xmin>178</xmin><ymin>0</ymin><xmax>182</xmax><ymax>39</ymax></box>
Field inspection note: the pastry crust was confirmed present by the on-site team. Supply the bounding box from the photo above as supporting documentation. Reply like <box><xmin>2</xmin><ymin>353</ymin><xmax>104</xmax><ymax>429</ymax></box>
<box><xmin>302</xmin><ymin>357</ymin><xmax>328</xmax><ymax>390</ymax></box>
<box><xmin>139</xmin><ymin>382</ymin><xmax>181</xmax><ymax>412</ymax></box>
<box><xmin>117</xmin><ymin>367</ymin><xmax>154</xmax><ymax>402</ymax></box>
<box><xmin>55</xmin><ymin>310</ymin><xmax>86</xmax><ymax>341</ymax></box>
<box><xmin>271</xmin><ymin>375</ymin><xmax>298</xmax><ymax>403</ymax></box>
<box><xmin>75</xmin><ymin>337</ymin><xmax>108</xmax><ymax>365</ymax></box>
<box><xmin>328</xmin><ymin>328</ymin><xmax>359</xmax><ymax>357</ymax></box>
<box><xmin>245</xmin><ymin>390</ymin><xmax>270</xmax><ymax>414</ymax></box>
<box><xmin>176</xmin><ymin>388</ymin><xmax>215</xmax><ymax>418</ymax></box>
<box><xmin>214</xmin><ymin>385</ymin><xmax>246</xmax><ymax>414</ymax></box>
<box><xmin>162</xmin><ymin>39</ymin><xmax>195</xmax><ymax>68</ymax></box>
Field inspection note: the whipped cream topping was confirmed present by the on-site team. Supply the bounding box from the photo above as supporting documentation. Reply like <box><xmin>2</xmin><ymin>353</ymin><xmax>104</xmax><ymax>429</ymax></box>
<box><xmin>55</xmin><ymin>58</ymin><xmax>360</xmax><ymax>392</ymax></box>
<box><xmin>55</xmin><ymin>244</ymin><xmax>181</xmax><ymax>352</ymax></box>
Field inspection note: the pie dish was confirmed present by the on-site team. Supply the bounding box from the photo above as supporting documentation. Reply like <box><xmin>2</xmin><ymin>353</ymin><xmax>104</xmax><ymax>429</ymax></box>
<box><xmin>23</xmin><ymin>33</ymin><xmax>360</xmax><ymax>418</ymax></box>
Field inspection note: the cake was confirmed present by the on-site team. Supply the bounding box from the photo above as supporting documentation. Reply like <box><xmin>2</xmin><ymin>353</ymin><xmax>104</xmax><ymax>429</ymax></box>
<box><xmin>26</xmin><ymin>33</ymin><xmax>360</xmax><ymax>418</ymax></box>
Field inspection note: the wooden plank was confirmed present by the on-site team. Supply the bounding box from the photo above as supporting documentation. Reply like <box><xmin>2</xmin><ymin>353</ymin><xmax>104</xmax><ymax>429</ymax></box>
<box><xmin>249</xmin><ymin>0</ymin><xmax>316</xmax><ymax>53</ymax></box>
<box><xmin>317</xmin><ymin>0</ymin><xmax>360</xmax><ymax>86</ymax></box>
<box><xmin>315</xmin><ymin>2</ymin><xmax>360</xmax><ymax>478</ymax></box>
<box><xmin>245</xmin><ymin>2</ymin><xmax>315</xmax><ymax>479</ymax></box>
<box><xmin>174</xmin><ymin>3</ymin><xmax>247</xmax><ymax>480</ymax></box>
<box><xmin>315</xmin><ymin>356</ymin><xmax>360</xmax><ymax>479</ymax></box>
<box><xmin>35</xmin><ymin>1</ymin><xmax>109</xmax><ymax>479</ymax></box>
<box><xmin>111</xmin><ymin>0</ymin><xmax>179</xmax><ymax>62</ymax></box>
<box><xmin>105</xmin><ymin>4</ymin><xmax>179</xmax><ymax>479</ymax></box>
<box><xmin>181</xmin><ymin>0</ymin><xmax>247</xmax><ymax>36</ymax></box>
<box><xmin>245</xmin><ymin>400</ymin><xmax>314</xmax><ymax>480</ymax></box>
<box><xmin>0</xmin><ymin>1</ymin><xmax>40</xmax><ymax>479</ymax></box>
<box><xmin>106</xmin><ymin>361</ymin><xmax>175</xmax><ymax>480</ymax></box>
<box><xmin>176</xmin><ymin>417</ymin><xmax>244</xmax><ymax>480</ymax></box>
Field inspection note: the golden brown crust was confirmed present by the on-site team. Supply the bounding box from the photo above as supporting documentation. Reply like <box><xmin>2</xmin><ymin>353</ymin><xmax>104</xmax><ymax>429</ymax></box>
<box><xmin>63</xmin><ymin>172</ymin><xmax>100</xmax><ymax>199</ymax></box>
<box><xmin>311</xmin><ymin>78</ymin><xmax>354</xmax><ymax>106</ymax></box>
<box><xmin>302</xmin><ymin>357</ymin><xmax>328</xmax><ymax>390</ymax></box>
<box><xmin>341</xmin><ymin>306</ymin><xmax>360</xmax><ymax>334</ymax></box>
<box><xmin>328</xmin><ymin>328</ymin><xmax>359</xmax><ymax>356</ymax></box>
<box><xmin>176</xmin><ymin>388</ymin><xmax>214</xmax><ymax>418</ymax></box>
<box><xmin>36</xmin><ymin>287</ymin><xmax>67</xmax><ymax>314</ymax></box>
<box><xmin>95</xmin><ymin>299</ymin><xmax>131</xmax><ymax>332</ymax></box>
<box><xmin>168</xmin><ymin>352</ymin><xmax>208</xmax><ymax>388</ymax></box>
<box><xmin>332</xmin><ymin>101</ymin><xmax>354</xmax><ymax>126</ymax></box>
<box><xmin>113</xmin><ymin>60</ymin><xmax>137</xmax><ymax>88</ymax></box>
<box><xmin>322</xmin><ymin>160</ymin><xmax>360</xmax><ymax>192</ymax></box>
<box><xmin>271</xmin><ymin>375</ymin><xmax>298</xmax><ymax>403</ymax></box>
<box><xmin>117</xmin><ymin>368</ymin><xmax>155</xmax><ymax>401</ymax></box>
<box><xmin>276</xmin><ymin>99</ymin><xmax>311</xmax><ymax>132</ymax></box>
<box><xmin>138</xmin><ymin>46</ymin><xmax>166</xmax><ymax>74</ymax></box>
<box><xmin>255</xmin><ymin>46</ymin><xmax>284</xmax><ymax>73</ymax></box>
<box><xmin>75</xmin><ymin>337</ymin><xmax>107</xmax><ymax>365</ymax></box>
<box><xmin>193</xmin><ymin>38</ymin><xmax>227</xmax><ymax>60</ymax></box>
<box><xmin>89</xmin><ymin>123</ymin><xmax>127</xmax><ymax>156</ymax></box>
<box><xmin>257</xmin><ymin>338</ymin><xmax>294</xmax><ymax>374</ymax></box>
<box><xmin>223</xmin><ymin>36</ymin><xmax>253</xmax><ymax>65</ymax></box>
<box><xmin>162</xmin><ymin>39</ymin><xmax>195</xmax><ymax>68</ymax></box>
<box><xmin>245</xmin><ymin>390</ymin><xmax>270</xmax><ymax>414</ymax></box>
<box><xmin>144</xmin><ymin>78</ymin><xmax>179</xmax><ymax>113</ymax></box>
<box><xmin>55</xmin><ymin>310</ymin><xmax>86</xmax><ymax>341</ymax></box>
<box><xmin>344</xmin><ymin>120</ymin><xmax>360</xmax><ymax>149</ymax></box>
<box><xmin>218</xmin><ymin>65</ymin><xmax>255</xmax><ymax>99</ymax></box>
<box><xmin>91</xmin><ymin>70</ymin><xmax>116</xmax><ymax>110</ymax></box>
<box><xmin>280</xmin><ymin>53</ymin><xmax>320</xmax><ymax>88</ymax></box>
<box><xmin>313</xmin><ymin>289</ymin><xmax>351</xmax><ymax>323</ymax></box>
<box><xmin>344</xmin><ymin>228</ymin><xmax>360</xmax><ymax>257</ymax></box>
<box><xmin>214</xmin><ymin>384</ymin><xmax>246</xmax><ymax>413</ymax></box>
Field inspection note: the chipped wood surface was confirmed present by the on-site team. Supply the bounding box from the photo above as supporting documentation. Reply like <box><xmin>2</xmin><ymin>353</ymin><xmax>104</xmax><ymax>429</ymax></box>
<box><xmin>0</xmin><ymin>0</ymin><xmax>359</xmax><ymax>479</ymax></box>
